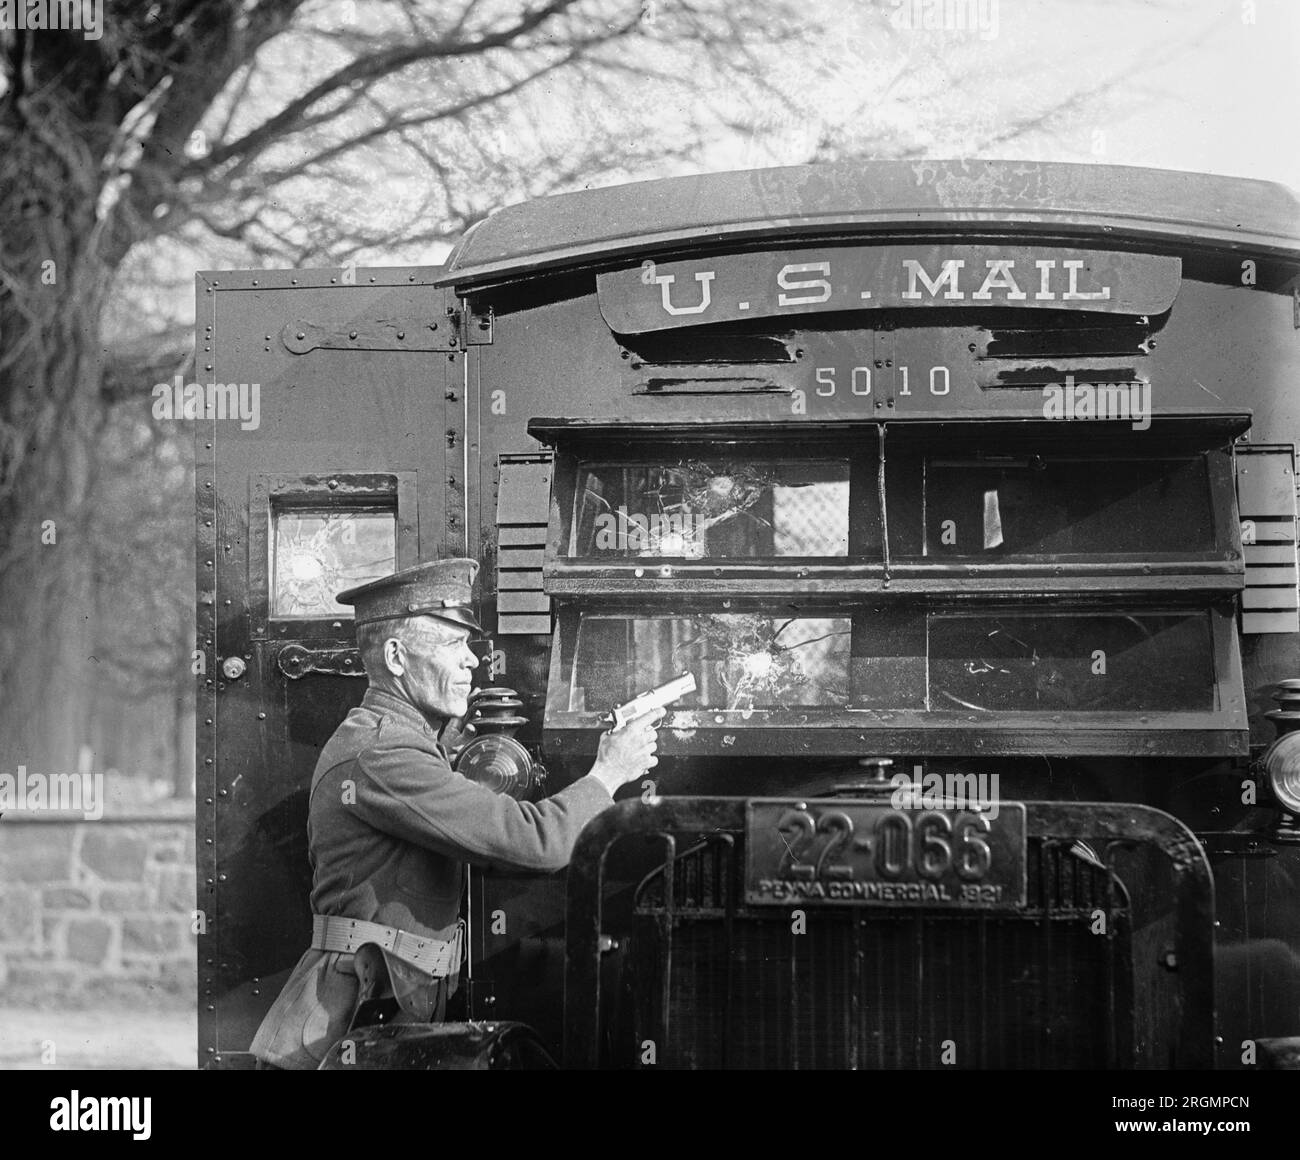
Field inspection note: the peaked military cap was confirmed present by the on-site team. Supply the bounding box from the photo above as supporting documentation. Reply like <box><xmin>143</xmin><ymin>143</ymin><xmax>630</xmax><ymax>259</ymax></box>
<box><xmin>337</xmin><ymin>558</ymin><xmax>482</xmax><ymax>633</ymax></box>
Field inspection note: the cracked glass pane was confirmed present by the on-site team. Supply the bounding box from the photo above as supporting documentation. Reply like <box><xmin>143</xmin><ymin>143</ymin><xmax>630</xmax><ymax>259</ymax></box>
<box><xmin>571</xmin><ymin>458</ymin><xmax>850</xmax><ymax>558</ymax></box>
<box><xmin>272</xmin><ymin>510</ymin><xmax>396</xmax><ymax>617</ymax></box>
<box><xmin>568</xmin><ymin>613</ymin><xmax>852</xmax><ymax>712</ymax></box>
<box><xmin>561</xmin><ymin>608</ymin><xmax>1217</xmax><ymax>719</ymax></box>
<box><xmin>928</xmin><ymin>612</ymin><xmax>1215</xmax><ymax>712</ymax></box>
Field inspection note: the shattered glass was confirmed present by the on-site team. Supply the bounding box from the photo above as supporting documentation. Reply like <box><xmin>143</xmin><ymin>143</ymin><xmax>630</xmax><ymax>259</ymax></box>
<box><xmin>562</xmin><ymin>608</ymin><xmax>1217</xmax><ymax>718</ymax></box>
<box><xmin>569</xmin><ymin>613</ymin><xmax>852</xmax><ymax>712</ymax></box>
<box><xmin>272</xmin><ymin>510</ymin><xmax>396</xmax><ymax>617</ymax></box>
<box><xmin>571</xmin><ymin>458</ymin><xmax>849</xmax><ymax>558</ymax></box>
<box><xmin>553</xmin><ymin>445</ymin><xmax>1228</xmax><ymax>725</ymax></box>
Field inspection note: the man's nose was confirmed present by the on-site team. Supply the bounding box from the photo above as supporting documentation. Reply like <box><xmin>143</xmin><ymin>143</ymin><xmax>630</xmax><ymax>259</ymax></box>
<box><xmin>464</xmin><ymin>648</ymin><xmax>479</xmax><ymax>669</ymax></box>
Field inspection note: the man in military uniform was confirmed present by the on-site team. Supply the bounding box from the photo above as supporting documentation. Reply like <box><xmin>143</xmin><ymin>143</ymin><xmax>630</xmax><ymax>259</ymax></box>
<box><xmin>250</xmin><ymin>558</ymin><xmax>661</xmax><ymax>1069</ymax></box>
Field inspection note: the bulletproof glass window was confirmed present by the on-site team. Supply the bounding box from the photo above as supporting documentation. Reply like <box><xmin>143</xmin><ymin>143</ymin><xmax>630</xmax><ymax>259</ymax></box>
<box><xmin>271</xmin><ymin>507</ymin><xmax>397</xmax><ymax>618</ymax></box>
<box><xmin>926</xmin><ymin>610</ymin><xmax>1215</xmax><ymax>712</ymax></box>
<box><xmin>568</xmin><ymin>456</ymin><xmax>853</xmax><ymax>559</ymax></box>
<box><xmin>540</xmin><ymin>429</ymin><xmax>1244</xmax><ymax>754</ymax></box>
<box><xmin>564</xmin><ymin>613</ymin><xmax>853</xmax><ymax>713</ymax></box>
<box><xmin>911</xmin><ymin>456</ymin><xmax>1214</xmax><ymax>558</ymax></box>
<box><xmin>555</xmin><ymin>607</ymin><xmax>1217</xmax><ymax>719</ymax></box>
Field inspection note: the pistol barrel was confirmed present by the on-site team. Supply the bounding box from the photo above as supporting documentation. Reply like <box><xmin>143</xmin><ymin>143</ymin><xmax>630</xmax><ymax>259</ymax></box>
<box><xmin>610</xmin><ymin>672</ymin><xmax>697</xmax><ymax>729</ymax></box>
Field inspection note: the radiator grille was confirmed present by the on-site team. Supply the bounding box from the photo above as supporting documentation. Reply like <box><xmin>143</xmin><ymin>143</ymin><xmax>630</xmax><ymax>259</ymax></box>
<box><xmin>620</xmin><ymin>837</ymin><xmax>1132</xmax><ymax>1069</ymax></box>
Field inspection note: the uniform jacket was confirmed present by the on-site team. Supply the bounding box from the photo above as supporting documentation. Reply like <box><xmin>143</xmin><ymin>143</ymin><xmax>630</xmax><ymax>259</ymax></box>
<box><xmin>250</xmin><ymin>687</ymin><xmax>614</xmax><ymax>1069</ymax></box>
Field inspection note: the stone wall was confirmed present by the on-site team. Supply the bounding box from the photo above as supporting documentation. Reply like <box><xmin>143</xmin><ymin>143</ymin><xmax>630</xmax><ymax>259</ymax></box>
<box><xmin>0</xmin><ymin>813</ymin><xmax>195</xmax><ymax>1000</ymax></box>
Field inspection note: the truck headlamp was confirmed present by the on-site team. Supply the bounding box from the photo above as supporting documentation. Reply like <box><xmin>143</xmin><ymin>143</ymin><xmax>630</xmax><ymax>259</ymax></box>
<box><xmin>452</xmin><ymin>686</ymin><xmax>541</xmax><ymax>800</ymax></box>
<box><xmin>456</xmin><ymin>734</ymin><xmax>540</xmax><ymax>800</ymax></box>
<box><xmin>1262</xmin><ymin>731</ymin><xmax>1300</xmax><ymax>815</ymax></box>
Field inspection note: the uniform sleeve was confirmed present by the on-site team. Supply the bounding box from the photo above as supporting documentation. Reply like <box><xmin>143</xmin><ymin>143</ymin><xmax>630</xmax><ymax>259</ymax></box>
<box><xmin>350</xmin><ymin>721</ymin><xmax>615</xmax><ymax>872</ymax></box>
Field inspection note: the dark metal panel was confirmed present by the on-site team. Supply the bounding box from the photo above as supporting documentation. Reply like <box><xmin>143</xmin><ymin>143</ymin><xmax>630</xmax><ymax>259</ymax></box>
<box><xmin>482</xmin><ymin>276</ymin><xmax>1280</xmax><ymax>446</ymax></box>
<box><xmin>458</xmin><ymin>281</ymin><xmax>583</xmax><ymax>1026</ymax></box>
<box><xmin>1208</xmin><ymin>843</ymin><xmax>1300</xmax><ymax>1068</ymax></box>
<box><xmin>195</xmin><ymin>274</ymin><xmax>219</xmax><ymax>1069</ymax></box>
<box><xmin>197</xmin><ymin>270</ymin><xmax>457</xmax><ymax>1064</ymax></box>
<box><xmin>489</xmin><ymin>272</ymin><xmax>1291</xmax><ymax>437</ymax></box>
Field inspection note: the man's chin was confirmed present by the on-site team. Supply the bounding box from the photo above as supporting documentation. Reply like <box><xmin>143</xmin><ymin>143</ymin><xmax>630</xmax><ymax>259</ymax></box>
<box><xmin>444</xmin><ymin>695</ymin><xmax>470</xmax><ymax>720</ymax></box>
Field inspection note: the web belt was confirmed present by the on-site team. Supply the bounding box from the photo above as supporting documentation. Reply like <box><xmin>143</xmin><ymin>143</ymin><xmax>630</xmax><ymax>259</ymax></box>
<box><xmin>311</xmin><ymin>914</ymin><xmax>463</xmax><ymax>978</ymax></box>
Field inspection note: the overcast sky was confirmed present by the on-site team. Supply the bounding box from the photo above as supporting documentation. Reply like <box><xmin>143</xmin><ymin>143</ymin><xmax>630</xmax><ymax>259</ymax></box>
<box><xmin>691</xmin><ymin>0</ymin><xmax>1300</xmax><ymax>193</ymax></box>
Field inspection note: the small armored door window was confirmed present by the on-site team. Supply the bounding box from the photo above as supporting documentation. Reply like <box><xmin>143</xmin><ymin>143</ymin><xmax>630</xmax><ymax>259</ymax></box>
<box><xmin>250</xmin><ymin>472</ymin><xmax>417</xmax><ymax>638</ymax></box>
<box><xmin>272</xmin><ymin>509</ymin><xmax>396</xmax><ymax>617</ymax></box>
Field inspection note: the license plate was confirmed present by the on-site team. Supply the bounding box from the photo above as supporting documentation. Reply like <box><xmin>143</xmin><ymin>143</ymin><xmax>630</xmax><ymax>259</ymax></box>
<box><xmin>744</xmin><ymin>799</ymin><xmax>1026</xmax><ymax>909</ymax></box>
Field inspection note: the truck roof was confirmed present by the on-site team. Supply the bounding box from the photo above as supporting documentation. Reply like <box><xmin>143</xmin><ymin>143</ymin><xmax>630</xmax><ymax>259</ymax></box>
<box><xmin>436</xmin><ymin>159</ymin><xmax>1300</xmax><ymax>290</ymax></box>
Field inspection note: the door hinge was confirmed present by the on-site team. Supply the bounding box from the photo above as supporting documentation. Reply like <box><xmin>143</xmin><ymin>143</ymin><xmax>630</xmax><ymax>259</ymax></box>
<box><xmin>281</xmin><ymin>316</ymin><xmax>454</xmax><ymax>353</ymax></box>
<box><xmin>448</xmin><ymin>302</ymin><xmax>494</xmax><ymax>348</ymax></box>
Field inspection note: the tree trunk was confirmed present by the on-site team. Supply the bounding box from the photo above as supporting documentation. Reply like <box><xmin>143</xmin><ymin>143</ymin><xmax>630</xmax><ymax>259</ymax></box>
<box><xmin>0</xmin><ymin>360</ymin><xmax>104</xmax><ymax>776</ymax></box>
<box><xmin>0</xmin><ymin>113</ymin><xmax>112</xmax><ymax>777</ymax></box>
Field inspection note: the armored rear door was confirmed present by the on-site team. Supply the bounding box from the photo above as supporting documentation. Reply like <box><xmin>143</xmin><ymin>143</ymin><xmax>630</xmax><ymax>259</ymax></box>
<box><xmin>195</xmin><ymin>267</ymin><xmax>464</xmax><ymax>1067</ymax></box>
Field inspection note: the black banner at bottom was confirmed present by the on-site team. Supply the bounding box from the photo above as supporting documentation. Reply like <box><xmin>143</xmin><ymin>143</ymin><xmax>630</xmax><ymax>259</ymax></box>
<box><xmin>0</xmin><ymin>1067</ymin><xmax>1294</xmax><ymax>1144</ymax></box>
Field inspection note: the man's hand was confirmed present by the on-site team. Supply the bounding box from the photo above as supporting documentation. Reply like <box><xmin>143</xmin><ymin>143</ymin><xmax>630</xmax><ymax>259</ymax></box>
<box><xmin>589</xmin><ymin>708</ymin><xmax>665</xmax><ymax>796</ymax></box>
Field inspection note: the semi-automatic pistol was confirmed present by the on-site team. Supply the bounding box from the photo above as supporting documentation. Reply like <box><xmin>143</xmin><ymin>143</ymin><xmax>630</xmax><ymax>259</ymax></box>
<box><xmin>607</xmin><ymin>672</ymin><xmax>697</xmax><ymax>730</ymax></box>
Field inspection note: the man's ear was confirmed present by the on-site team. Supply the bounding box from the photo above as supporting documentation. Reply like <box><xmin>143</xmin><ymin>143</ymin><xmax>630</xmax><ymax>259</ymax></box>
<box><xmin>382</xmin><ymin>636</ymin><xmax>406</xmax><ymax>677</ymax></box>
